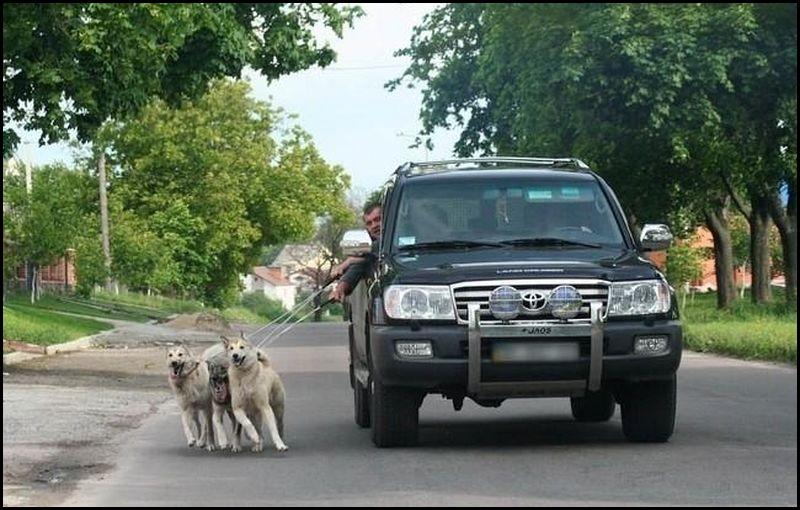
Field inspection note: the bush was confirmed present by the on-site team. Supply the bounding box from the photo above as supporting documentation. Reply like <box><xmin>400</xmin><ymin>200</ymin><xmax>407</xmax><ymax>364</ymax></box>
<box><xmin>239</xmin><ymin>292</ymin><xmax>286</xmax><ymax>320</ymax></box>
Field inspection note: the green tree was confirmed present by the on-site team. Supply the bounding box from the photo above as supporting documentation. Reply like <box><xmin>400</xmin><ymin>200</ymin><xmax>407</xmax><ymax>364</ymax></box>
<box><xmin>107</xmin><ymin>80</ymin><xmax>351</xmax><ymax>307</ymax></box>
<box><xmin>3</xmin><ymin>163</ymin><xmax>95</xmax><ymax>302</ymax></box>
<box><xmin>665</xmin><ymin>240</ymin><xmax>704</xmax><ymax>314</ymax></box>
<box><xmin>4</xmin><ymin>3</ymin><xmax>362</xmax><ymax>293</ymax></box>
<box><xmin>390</xmin><ymin>3</ymin><xmax>794</xmax><ymax>309</ymax></box>
<box><xmin>3</xmin><ymin>3</ymin><xmax>362</xmax><ymax>155</ymax></box>
<box><xmin>73</xmin><ymin>232</ymin><xmax>106</xmax><ymax>298</ymax></box>
<box><xmin>730</xmin><ymin>213</ymin><xmax>750</xmax><ymax>299</ymax></box>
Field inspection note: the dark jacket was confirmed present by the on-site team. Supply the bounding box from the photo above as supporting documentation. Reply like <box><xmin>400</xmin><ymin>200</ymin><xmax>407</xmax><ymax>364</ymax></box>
<box><xmin>340</xmin><ymin>240</ymin><xmax>378</xmax><ymax>291</ymax></box>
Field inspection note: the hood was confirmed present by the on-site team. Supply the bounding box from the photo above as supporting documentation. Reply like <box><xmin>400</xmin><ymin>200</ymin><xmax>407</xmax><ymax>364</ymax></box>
<box><xmin>386</xmin><ymin>247</ymin><xmax>662</xmax><ymax>285</ymax></box>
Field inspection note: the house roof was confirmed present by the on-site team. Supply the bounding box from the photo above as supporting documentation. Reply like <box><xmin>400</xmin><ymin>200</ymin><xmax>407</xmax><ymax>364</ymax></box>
<box><xmin>252</xmin><ymin>266</ymin><xmax>293</xmax><ymax>287</ymax></box>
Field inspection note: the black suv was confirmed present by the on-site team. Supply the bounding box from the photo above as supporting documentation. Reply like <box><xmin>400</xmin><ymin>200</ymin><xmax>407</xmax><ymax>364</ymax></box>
<box><xmin>344</xmin><ymin>157</ymin><xmax>681</xmax><ymax>447</ymax></box>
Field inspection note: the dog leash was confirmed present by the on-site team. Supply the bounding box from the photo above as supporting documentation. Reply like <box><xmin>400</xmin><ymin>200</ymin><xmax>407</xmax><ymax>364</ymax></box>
<box><xmin>247</xmin><ymin>283</ymin><xmax>331</xmax><ymax>341</ymax></box>
<box><xmin>251</xmin><ymin>282</ymin><xmax>336</xmax><ymax>348</ymax></box>
<box><xmin>256</xmin><ymin>298</ymin><xmax>333</xmax><ymax>348</ymax></box>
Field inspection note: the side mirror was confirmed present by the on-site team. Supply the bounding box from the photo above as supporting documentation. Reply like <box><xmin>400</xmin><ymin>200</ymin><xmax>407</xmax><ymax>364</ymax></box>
<box><xmin>340</xmin><ymin>229</ymin><xmax>372</xmax><ymax>257</ymax></box>
<box><xmin>639</xmin><ymin>224</ymin><xmax>673</xmax><ymax>251</ymax></box>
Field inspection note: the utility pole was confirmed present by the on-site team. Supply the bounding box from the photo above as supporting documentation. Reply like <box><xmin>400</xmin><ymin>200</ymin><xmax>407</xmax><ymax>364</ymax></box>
<box><xmin>24</xmin><ymin>161</ymin><xmax>35</xmax><ymax>302</ymax></box>
<box><xmin>98</xmin><ymin>150</ymin><xmax>113</xmax><ymax>292</ymax></box>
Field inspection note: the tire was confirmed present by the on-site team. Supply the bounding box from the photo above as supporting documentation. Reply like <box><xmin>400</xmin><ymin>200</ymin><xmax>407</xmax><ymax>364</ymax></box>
<box><xmin>570</xmin><ymin>389</ymin><xmax>615</xmax><ymax>422</ymax></box>
<box><xmin>354</xmin><ymin>377</ymin><xmax>371</xmax><ymax>428</ymax></box>
<box><xmin>620</xmin><ymin>375</ymin><xmax>677</xmax><ymax>443</ymax></box>
<box><xmin>371</xmin><ymin>378</ymin><xmax>423</xmax><ymax>448</ymax></box>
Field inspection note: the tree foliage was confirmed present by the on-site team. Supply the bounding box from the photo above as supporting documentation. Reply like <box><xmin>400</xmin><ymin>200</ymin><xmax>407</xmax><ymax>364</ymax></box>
<box><xmin>391</xmin><ymin>3</ymin><xmax>797</xmax><ymax>307</ymax></box>
<box><xmin>666</xmin><ymin>240</ymin><xmax>704</xmax><ymax>313</ymax></box>
<box><xmin>105</xmin><ymin>80</ymin><xmax>351</xmax><ymax>307</ymax></box>
<box><xmin>3</xmin><ymin>163</ymin><xmax>97</xmax><ymax>299</ymax></box>
<box><xmin>3</xmin><ymin>3</ymin><xmax>363</xmax><ymax>156</ymax></box>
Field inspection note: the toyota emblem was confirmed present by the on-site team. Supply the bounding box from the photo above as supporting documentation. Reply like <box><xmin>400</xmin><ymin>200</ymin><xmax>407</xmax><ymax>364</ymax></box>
<box><xmin>521</xmin><ymin>291</ymin><xmax>548</xmax><ymax>313</ymax></box>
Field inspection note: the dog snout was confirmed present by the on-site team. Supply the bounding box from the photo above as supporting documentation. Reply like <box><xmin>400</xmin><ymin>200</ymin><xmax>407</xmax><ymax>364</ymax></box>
<box><xmin>232</xmin><ymin>353</ymin><xmax>240</xmax><ymax>361</ymax></box>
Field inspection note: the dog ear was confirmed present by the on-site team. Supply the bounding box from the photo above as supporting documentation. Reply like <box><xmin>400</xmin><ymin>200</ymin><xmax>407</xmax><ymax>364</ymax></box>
<box><xmin>220</xmin><ymin>336</ymin><xmax>231</xmax><ymax>348</ymax></box>
<box><xmin>239</xmin><ymin>330</ymin><xmax>246</xmax><ymax>340</ymax></box>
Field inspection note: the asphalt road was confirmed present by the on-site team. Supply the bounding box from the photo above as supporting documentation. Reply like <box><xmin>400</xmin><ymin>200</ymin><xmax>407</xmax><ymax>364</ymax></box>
<box><xmin>56</xmin><ymin>321</ymin><xmax>797</xmax><ymax>506</ymax></box>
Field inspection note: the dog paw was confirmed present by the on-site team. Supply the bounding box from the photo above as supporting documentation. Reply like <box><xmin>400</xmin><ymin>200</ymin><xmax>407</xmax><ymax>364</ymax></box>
<box><xmin>187</xmin><ymin>439</ymin><xmax>197</xmax><ymax>448</ymax></box>
<box><xmin>276</xmin><ymin>443</ymin><xmax>289</xmax><ymax>452</ymax></box>
<box><xmin>251</xmin><ymin>442</ymin><xmax>264</xmax><ymax>453</ymax></box>
<box><xmin>217</xmin><ymin>442</ymin><xmax>229</xmax><ymax>451</ymax></box>
<box><xmin>205</xmin><ymin>444</ymin><xmax>216</xmax><ymax>452</ymax></box>
<box><xmin>231</xmin><ymin>445</ymin><xmax>242</xmax><ymax>453</ymax></box>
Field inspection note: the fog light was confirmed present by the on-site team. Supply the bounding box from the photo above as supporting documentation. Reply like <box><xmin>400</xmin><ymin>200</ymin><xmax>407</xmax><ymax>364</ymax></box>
<box><xmin>634</xmin><ymin>336</ymin><xmax>669</xmax><ymax>355</ymax></box>
<box><xmin>396</xmin><ymin>341</ymin><xmax>433</xmax><ymax>358</ymax></box>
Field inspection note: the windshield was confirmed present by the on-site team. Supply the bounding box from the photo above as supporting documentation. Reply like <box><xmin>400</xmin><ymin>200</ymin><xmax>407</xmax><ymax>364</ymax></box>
<box><xmin>391</xmin><ymin>177</ymin><xmax>626</xmax><ymax>251</ymax></box>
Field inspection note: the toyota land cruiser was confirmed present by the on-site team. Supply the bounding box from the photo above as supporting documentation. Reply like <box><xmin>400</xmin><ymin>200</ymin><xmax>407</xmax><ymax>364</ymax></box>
<box><xmin>343</xmin><ymin>157</ymin><xmax>681</xmax><ymax>447</ymax></box>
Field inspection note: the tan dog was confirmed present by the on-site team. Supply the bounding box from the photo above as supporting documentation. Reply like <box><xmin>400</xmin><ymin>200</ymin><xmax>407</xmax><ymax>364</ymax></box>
<box><xmin>222</xmin><ymin>335</ymin><xmax>288</xmax><ymax>452</ymax></box>
<box><xmin>166</xmin><ymin>344</ymin><xmax>215</xmax><ymax>451</ymax></box>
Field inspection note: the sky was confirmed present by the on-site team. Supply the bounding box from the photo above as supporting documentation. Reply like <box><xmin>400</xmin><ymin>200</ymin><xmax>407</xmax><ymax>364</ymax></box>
<box><xmin>14</xmin><ymin>3</ymin><xmax>461</xmax><ymax>203</ymax></box>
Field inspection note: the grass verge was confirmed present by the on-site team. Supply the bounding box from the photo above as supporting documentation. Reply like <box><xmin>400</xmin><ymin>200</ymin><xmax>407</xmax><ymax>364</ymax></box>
<box><xmin>5</xmin><ymin>294</ymin><xmax>155</xmax><ymax>323</ymax></box>
<box><xmin>3</xmin><ymin>304</ymin><xmax>113</xmax><ymax>347</ymax></box>
<box><xmin>682</xmin><ymin>290</ymin><xmax>796</xmax><ymax>364</ymax></box>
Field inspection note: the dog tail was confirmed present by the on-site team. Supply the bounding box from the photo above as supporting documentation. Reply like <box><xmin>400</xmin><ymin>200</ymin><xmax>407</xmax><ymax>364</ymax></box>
<box><xmin>256</xmin><ymin>348</ymin><xmax>271</xmax><ymax>368</ymax></box>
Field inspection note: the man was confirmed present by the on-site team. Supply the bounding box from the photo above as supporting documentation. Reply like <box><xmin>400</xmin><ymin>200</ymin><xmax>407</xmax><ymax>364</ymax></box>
<box><xmin>329</xmin><ymin>201</ymin><xmax>381</xmax><ymax>302</ymax></box>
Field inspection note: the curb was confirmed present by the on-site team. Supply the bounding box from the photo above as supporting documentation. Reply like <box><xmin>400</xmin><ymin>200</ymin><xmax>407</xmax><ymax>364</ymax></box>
<box><xmin>3</xmin><ymin>333</ymin><xmax>104</xmax><ymax>367</ymax></box>
<box><xmin>2</xmin><ymin>351</ymin><xmax>41</xmax><ymax>365</ymax></box>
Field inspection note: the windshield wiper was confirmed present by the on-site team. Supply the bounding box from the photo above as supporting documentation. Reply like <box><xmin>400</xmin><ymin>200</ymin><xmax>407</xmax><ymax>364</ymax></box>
<box><xmin>499</xmin><ymin>237</ymin><xmax>603</xmax><ymax>249</ymax></box>
<box><xmin>397</xmin><ymin>240</ymin><xmax>504</xmax><ymax>252</ymax></box>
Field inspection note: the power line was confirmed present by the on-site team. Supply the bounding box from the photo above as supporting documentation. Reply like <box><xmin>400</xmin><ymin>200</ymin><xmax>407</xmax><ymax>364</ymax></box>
<box><xmin>314</xmin><ymin>64</ymin><xmax>406</xmax><ymax>71</ymax></box>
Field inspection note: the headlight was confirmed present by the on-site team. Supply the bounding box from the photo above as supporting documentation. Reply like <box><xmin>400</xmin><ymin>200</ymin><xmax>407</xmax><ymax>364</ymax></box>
<box><xmin>384</xmin><ymin>285</ymin><xmax>455</xmax><ymax>320</ymax></box>
<box><xmin>607</xmin><ymin>279</ymin><xmax>671</xmax><ymax>317</ymax></box>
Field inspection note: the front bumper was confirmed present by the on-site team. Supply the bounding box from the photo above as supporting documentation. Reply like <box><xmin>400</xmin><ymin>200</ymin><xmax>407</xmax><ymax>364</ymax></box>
<box><xmin>370</xmin><ymin>306</ymin><xmax>682</xmax><ymax>398</ymax></box>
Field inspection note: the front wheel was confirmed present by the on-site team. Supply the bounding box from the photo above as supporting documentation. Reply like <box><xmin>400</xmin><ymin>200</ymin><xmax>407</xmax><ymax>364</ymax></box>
<box><xmin>620</xmin><ymin>375</ymin><xmax>677</xmax><ymax>443</ymax></box>
<box><xmin>371</xmin><ymin>379</ymin><xmax>423</xmax><ymax>448</ymax></box>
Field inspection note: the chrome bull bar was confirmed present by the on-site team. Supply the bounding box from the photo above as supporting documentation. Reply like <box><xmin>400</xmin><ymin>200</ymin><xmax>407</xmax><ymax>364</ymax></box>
<box><xmin>467</xmin><ymin>301</ymin><xmax>604</xmax><ymax>398</ymax></box>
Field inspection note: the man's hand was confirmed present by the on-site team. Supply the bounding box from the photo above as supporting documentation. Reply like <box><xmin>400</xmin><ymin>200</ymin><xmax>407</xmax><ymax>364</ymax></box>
<box><xmin>330</xmin><ymin>256</ymin><xmax>362</xmax><ymax>280</ymax></box>
<box><xmin>329</xmin><ymin>281</ymin><xmax>352</xmax><ymax>303</ymax></box>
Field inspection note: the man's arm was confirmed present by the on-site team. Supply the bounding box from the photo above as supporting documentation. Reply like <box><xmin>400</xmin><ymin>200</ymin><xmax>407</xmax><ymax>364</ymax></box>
<box><xmin>330</xmin><ymin>255</ymin><xmax>364</xmax><ymax>280</ymax></box>
<box><xmin>330</xmin><ymin>255</ymin><xmax>374</xmax><ymax>302</ymax></box>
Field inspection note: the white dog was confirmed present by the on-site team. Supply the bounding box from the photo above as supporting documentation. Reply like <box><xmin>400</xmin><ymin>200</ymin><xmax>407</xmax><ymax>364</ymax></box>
<box><xmin>222</xmin><ymin>335</ymin><xmax>288</xmax><ymax>452</ymax></box>
<box><xmin>166</xmin><ymin>344</ymin><xmax>214</xmax><ymax>451</ymax></box>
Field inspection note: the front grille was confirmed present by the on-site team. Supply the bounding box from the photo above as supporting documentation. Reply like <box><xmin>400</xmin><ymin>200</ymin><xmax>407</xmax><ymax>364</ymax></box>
<box><xmin>452</xmin><ymin>279</ymin><xmax>608</xmax><ymax>324</ymax></box>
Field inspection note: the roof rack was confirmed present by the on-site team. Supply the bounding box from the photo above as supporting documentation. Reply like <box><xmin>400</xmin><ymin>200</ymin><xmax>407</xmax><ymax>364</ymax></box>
<box><xmin>394</xmin><ymin>157</ymin><xmax>590</xmax><ymax>176</ymax></box>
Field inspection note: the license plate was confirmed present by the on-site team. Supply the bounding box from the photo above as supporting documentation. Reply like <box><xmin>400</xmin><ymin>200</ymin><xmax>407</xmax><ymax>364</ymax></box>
<box><xmin>492</xmin><ymin>341</ymin><xmax>580</xmax><ymax>362</ymax></box>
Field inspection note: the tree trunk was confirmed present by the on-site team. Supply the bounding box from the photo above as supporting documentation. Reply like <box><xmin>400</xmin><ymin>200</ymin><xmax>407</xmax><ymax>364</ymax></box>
<box><xmin>767</xmin><ymin>188</ymin><xmax>797</xmax><ymax>306</ymax></box>
<box><xmin>98</xmin><ymin>151</ymin><xmax>113</xmax><ymax>292</ymax></box>
<box><xmin>627</xmin><ymin>213</ymin><xmax>642</xmax><ymax>244</ymax></box>
<box><xmin>25</xmin><ymin>261</ymin><xmax>34</xmax><ymax>295</ymax></box>
<box><xmin>749</xmin><ymin>195</ymin><xmax>772</xmax><ymax>304</ymax></box>
<box><xmin>739</xmin><ymin>262</ymin><xmax>748</xmax><ymax>299</ymax></box>
<box><xmin>705</xmin><ymin>206</ymin><xmax>736</xmax><ymax>309</ymax></box>
<box><xmin>313</xmin><ymin>292</ymin><xmax>322</xmax><ymax>322</ymax></box>
<box><xmin>30</xmin><ymin>264</ymin><xmax>37</xmax><ymax>304</ymax></box>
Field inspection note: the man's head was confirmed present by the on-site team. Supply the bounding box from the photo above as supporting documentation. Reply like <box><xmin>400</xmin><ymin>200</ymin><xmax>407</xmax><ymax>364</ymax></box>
<box><xmin>363</xmin><ymin>204</ymin><xmax>382</xmax><ymax>241</ymax></box>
